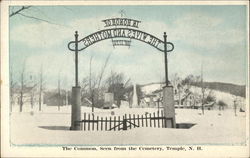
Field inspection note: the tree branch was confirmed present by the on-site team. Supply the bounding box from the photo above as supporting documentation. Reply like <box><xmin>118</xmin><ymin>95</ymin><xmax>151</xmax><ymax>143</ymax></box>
<box><xmin>10</xmin><ymin>6</ymin><xmax>31</xmax><ymax>17</ymax></box>
<box><xmin>10</xmin><ymin>6</ymin><xmax>70</xmax><ymax>28</ymax></box>
<box><xmin>97</xmin><ymin>52</ymin><xmax>112</xmax><ymax>90</ymax></box>
<box><xmin>17</xmin><ymin>13</ymin><xmax>68</xmax><ymax>27</ymax></box>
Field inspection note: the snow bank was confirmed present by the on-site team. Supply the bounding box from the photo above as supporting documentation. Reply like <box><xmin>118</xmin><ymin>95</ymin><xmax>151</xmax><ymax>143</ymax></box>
<box><xmin>10</xmin><ymin>106</ymin><xmax>246</xmax><ymax>145</ymax></box>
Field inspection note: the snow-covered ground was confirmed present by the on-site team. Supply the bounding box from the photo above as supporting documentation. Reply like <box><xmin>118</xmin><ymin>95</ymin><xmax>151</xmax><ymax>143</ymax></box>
<box><xmin>10</xmin><ymin>104</ymin><xmax>246</xmax><ymax>146</ymax></box>
<box><xmin>141</xmin><ymin>83</ymin><xmax>163</xmax><ymax>95</ymax></box>
<box><xmin>190</xmin><ymin>86</ymin><xmax>245</xmax><ymax>109</ymax></box>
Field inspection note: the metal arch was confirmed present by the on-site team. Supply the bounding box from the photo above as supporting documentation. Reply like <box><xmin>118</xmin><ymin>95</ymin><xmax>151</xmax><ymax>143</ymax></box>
<box><xmin>68</xmin><ymin>41</ymin><xmax>76</xmax><ymax>51</ymax></box>
<box><xmin>166</xmin><ymin>42</ymin><xmax>174</xmax><ymax>52</ymax></box>
<box><xmin>67</xmin><ymin>28</ymin><xmax>174</xmax><ymax>53</ymax></box>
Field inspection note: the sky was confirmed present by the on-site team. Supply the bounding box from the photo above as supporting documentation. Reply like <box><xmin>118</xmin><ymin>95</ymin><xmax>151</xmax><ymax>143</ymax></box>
<box><xmin>9</xmin><ymin>5</ymin><xmax>248</xmax><ymax>89</ymax></box>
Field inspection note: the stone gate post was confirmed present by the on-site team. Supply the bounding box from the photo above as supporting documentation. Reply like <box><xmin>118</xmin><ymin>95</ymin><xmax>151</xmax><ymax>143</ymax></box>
<box><xmin>163</xmin><ymin>86</ymin><xmax>176</xmax><ymax>128</ymax></box>
<box><xmin>71</xmin><ymin>86</ymin><xmax>81</xmax><ymax>130</ymax></box>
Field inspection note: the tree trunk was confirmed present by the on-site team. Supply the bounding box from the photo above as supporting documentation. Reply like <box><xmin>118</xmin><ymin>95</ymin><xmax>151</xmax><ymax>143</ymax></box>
<box><xmin>30</xmin><ymin>92</ymin><xmax>34</xmax><ymax>109</ymax></box>
<box><xmin>66</xmin><ymin>91</ymin><xmax>68</xmax><ymax>105</ymax></box>
<box><xmin>178</xmin><ymin>90</ymin><xmax>181</xmax><ymax>105</ymax></box>
<box><xmin>39</xmin><ymin>91</ymin><xmax>42</xmax><ymax>111</ymax></box>
<box><xmin>58</xmin><ymin>77</ymin><xmax>61</xmax><ymax>111</ymax></box>
<box><xmin>20</xmin><ymin>91</ymin><xmax>23</xmax><ymax>112</ymax></box>
<box><xmin>10</xmin><ymin>91</ymin><xmax>13</xmax><ymax>113</ymax></box>
<box><xmin>10</xmin><ymin>68</ymin><xmax>13</xmax><ymax>113</ymax></box>
<box><xmin>20</xmin><ymin>72</ymin><xmax>24</xmax><ymax>112</ymax></box>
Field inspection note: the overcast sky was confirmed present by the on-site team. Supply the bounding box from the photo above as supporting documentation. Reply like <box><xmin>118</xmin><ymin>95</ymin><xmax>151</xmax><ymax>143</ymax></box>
<box><xmin>9</xmin><ymin>5</ymin><xmax>247</xmax><ymax>89</ymax></box>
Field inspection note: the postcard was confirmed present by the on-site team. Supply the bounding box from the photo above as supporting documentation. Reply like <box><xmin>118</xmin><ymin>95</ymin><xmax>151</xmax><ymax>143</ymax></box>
<box><xmin>1</xmin><ymin>1</ymin><xmax>249</xmax><ymax>157</ymax></box>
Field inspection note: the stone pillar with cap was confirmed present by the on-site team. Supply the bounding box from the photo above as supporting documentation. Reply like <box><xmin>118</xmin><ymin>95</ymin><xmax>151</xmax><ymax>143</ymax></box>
<box><xmin>163</xmin><ymin>86</ymin><xmax>176</xmax><ymax>128</ymax></box>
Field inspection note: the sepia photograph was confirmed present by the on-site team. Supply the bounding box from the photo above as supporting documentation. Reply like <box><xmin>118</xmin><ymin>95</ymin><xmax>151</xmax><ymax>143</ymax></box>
<box><xmin>1</xmin><ymin>1</ymin><xmax>249</xmax><ymax>157</ymax></box>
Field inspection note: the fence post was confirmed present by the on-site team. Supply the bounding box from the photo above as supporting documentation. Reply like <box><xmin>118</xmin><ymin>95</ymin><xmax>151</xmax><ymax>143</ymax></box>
<box><xmin>153</xmin><ymin>112</ymin><xmax>156</xmax><ymax>127</ymax></box>
<box><xmin>105</xmin><ymin>117</ymin><xmax>107</xmax><ymax>131</ymax></box>
<box><xmin>142</xmin><ymin>115</ymin><xmax>144</xmax><ymax>127</ymax></box>
<box><xmin>150</xmin><ymin>113</ymin><xmax>152</xmax><ymax>127</ymax></box>
<box><xmin>109</xmin><ymin>116</ymin><xmax>112</xmax><ymax>131</ymax></box>
<box><xmin>129</xmin><ymin>114</ymin><xmax>131</xmax><ymax>129</ymax></box>
<box><xmin>118</xmin><ymin>116</ymin><xmax>120</xmax><ymax>130</ymax></box>
<box><xmin>97</xmin><ymin>116</ymin><xmax>99</xmax><ymax>131</ymax></box>
<box><xmin>88</xmin><ymin>113</ymin><xmax>90</xmax><ymax>130</ymax></box>
<box><xmin>123</xmin><ymin>115</ymin><xmax>127</xmax><ymax>130</ymax></box>
<box><xmin>145</xmin><ymin>114</ymin><xmax>148</xmax><ymax>127</ymax></box>
<box><xmin>101</xmin><ymin>117</ymin><xmax>103</xmax><ymax>131</ymax></box>
<box><xmin>137</xmin><ymin>114</ymin><xmax>140</xmax><ymax>127</ymax></box>
<box><xmin>164</xmin><ymin>110</ymin><xmax>167</xmax><ymax>128</ymax></box>
<box><xmin>84</xmin><ymin>113</ymin><xmax>86</xmax><ymax>131</ymax></box>
<box><xmin>114</xmin><ymin>116</ymin><xmax>116</xmax><ymax>131</ymax></box>
<box><xmin>161</xmin><ymin>110</ymin><xmax>164</xmax><ymax>128</ymax></box>
<box><xmin>133</xmin><ymin>114</ymin><xmax>136</xmax><ymax>128</ymax></box>
<box><xmin>157</xmin><ymin>110</ymin><xmax>160</xmax><ymax>128</ymax></box>
<box><xmin>92</xmin><ymin>114</ymin><xmax>95</xmax><ymax>131</ymax></box>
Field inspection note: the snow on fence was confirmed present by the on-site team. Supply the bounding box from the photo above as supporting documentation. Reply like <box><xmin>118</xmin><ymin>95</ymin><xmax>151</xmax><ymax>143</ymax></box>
<box><xmin>74</xmin><ymin>110</ymin><xmax>174</xmax><ymax>131</ymax></box>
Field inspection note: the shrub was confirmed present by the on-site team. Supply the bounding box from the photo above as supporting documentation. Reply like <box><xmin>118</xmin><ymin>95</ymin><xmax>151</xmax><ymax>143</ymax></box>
<box><xmin>217</xmin><ymin>100</ymin><xmax>227</xmax><ymax>107</ymax></box>
<box><xmin>205</xmin><ymin>95</ymin><xmax>216</xmax><ymax>103</ymax></box>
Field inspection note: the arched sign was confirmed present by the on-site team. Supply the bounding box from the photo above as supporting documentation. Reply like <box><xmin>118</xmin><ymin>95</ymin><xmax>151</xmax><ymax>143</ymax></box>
<box><xmin>67</xmin><ymin>17</ymin><xmax>174</xmax><ymax>88</ymax></box>
<box><xmin>68</xmin><ymin>28</ymin><xmax>174</xmax><ymax>52</ymax></box>
<box><xmin>68</xmin><ymin>17</ymin><xmax>175</xmax><ymax>130</ymax></box>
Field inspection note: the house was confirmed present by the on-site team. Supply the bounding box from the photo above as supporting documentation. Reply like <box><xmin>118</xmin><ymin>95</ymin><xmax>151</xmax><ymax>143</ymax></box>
<box><xmin>44</xmin><ymin>90</ymin><xmax>67</xmax><ymax>106</ymax></box>
<box><xmin>151</xmin><ymin>87</ymin><xmax>197</xmax><ymax>108</ymax></box>
<box><xmin>11</xmin><ymin>85</ymin><xmax>40</xmax><ymax>106</ymax></box>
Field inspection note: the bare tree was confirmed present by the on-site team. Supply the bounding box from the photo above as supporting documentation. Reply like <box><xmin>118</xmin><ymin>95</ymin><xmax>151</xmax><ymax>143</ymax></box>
<box><xmin>9</xmin><ymin>6</ymin><xmax>67</xmax><ymax>27</ymax></box>
<box><xmin>93</xmin><ymin>52</ymin><xmax>112</xmax><ymax>105</ymax></box>
<box><xmin>96</xmin><ymin>53</ymin><xmax>112</xmax><ymax>91</ymax></box>
<box><xmin>89</xmin><ymin>55</ymin><xmax>94</xmax><ymax>112</ymax></box>
<box><xmin>171</xmin><ymin>73</ymin><xmax>182</xmax><ymax>105</ymax></box>
<box><xmin>38</xmin><ymin>65</ymin><xmax>45</xmax><ymax>111</ymax></box>
<box><xmin>10</xmin><ymin>65</ymin><xmax>16</xmax><ymax>112</ymax></box>
<box><xmin>57</xmin><ymin>71</ymin><xmax>62</xmax><ymax>111</ymax></box>
<box><xmin>105</xmin><ymin>71</ymin><xmax>131</xmax><ymax>107</ymax></box>
<box><xmin>19</xmin><ymin>61</ymin><xmax>26</xmax><ymax>112</ymax></box>
<box><xmin>29</xmin><ymin>75</ymin><xmax>37</xmax><ymax>109</ymax></box>
<box><xmin>17</xmin><ymin>60</ymin><xmax>42</xmax><ymax>112</ymax></box>
<box><xmin>80</xmin><ymin>76</ymin><xmax>89</xmax><ymax>106</ymax></box>
<box><xmin>80</xmin><ymin>53</ymin><xmax>112</xmax><ymax>110</ymax></box>
<box><xmin>171</xmin><ymin>73</ymin><xmax>181</xmax><ymax>88</ymax></box>
<box><xmin>81</xmin><ymin>77</ymin><xmax>89</xmax><ymax>94</ymax></box>
<box><xmin>201</xmin><ymin>63</ymin><xmax>205</xmax><ymax>115</ymax></box>
<box><xmin>63</xmin><ymin>77</ymin><xmax>69</xmax><ymax>105</ymax></box>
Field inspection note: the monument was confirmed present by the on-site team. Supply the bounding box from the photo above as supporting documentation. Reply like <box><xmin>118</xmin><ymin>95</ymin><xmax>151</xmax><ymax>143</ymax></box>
<box><xmin>104</xmin><ymin>92</ymin><xmax>114</xmax><ymax>109</ymax></box>
<box><xmin>132</xmin><ymin>84</ymin><xmax>138</xmax><ymax>107</ymax></box>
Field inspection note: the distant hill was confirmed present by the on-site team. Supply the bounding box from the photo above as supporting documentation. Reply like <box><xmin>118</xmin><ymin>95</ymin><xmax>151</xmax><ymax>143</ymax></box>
<box><xmin>140</xmin><ymin>81</ymin><xmax>246</xmax><ymax>98</ymax></box>
<box><xmin>192</xmin><ymin>82</ymin><xmax>246</xmax><ymax>98</ymax></box>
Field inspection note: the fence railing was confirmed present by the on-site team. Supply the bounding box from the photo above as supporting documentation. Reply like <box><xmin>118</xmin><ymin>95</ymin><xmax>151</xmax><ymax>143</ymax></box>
<box><xmin>74</xmin><ymin>110</ymin><xmax>174</xmax><ymax>131</ymax></box>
